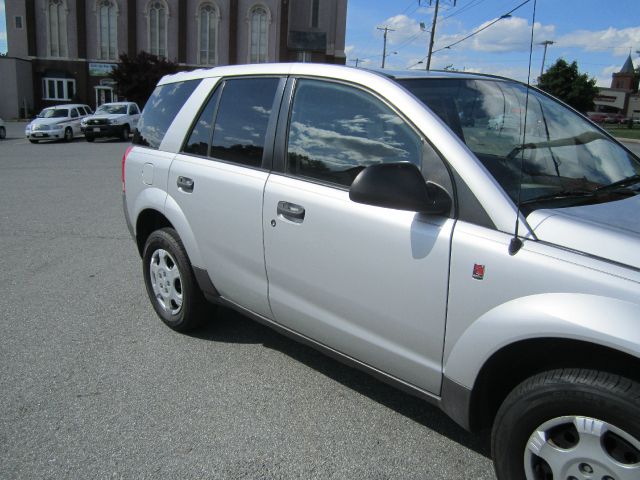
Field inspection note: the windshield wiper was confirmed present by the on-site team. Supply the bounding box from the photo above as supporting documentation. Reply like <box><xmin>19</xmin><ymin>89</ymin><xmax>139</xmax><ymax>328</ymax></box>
<box><xmin>521</xmin><ymin>177</ymin><xmax>640</xmax><ymax>207</ymax></box>
<box><xmin>505</xmin><ymin>132</ymin><xmax>605</xmax><ymax>160</ymax></box>
<box><xmin>594</xmin><ymin>174</ymin><xmax>640</xmax><ymax>193</ymax></box>
<box><xmin>519</xmin><ymin>189</ymin><xmax>595</xmax><ymax>206</ymax></box>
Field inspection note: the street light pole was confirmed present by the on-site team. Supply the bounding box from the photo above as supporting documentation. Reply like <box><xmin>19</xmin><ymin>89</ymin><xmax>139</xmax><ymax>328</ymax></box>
<box><xmin>377</xmin><ymin>26</ymin><xmax>395</xmax><ymax>68</ymax></box>
<box><xmin>539</xmin><ymin>40</ymin><xmax>554</xmax><ymax>79</ymax></box>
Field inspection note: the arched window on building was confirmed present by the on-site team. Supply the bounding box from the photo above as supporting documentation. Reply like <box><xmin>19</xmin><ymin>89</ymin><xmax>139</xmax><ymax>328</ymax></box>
<box><xmin>147</xmin><ymin>0</ymin><xmax>168</xmax><ymax>57</ymax></box>
<box><xmin>97</xmin><ymin>0</ymin><xmax>118</xmax><ymax>60</ymax></box>
<box><xmin>248</xmin><ymin>5</ymin><xmax>269</xmax><ymax>63</ymax></box>
<box><xmin>198</xmin><ymin>3</ymin><xmax>219</xmax><ymax>65</ymax></box>
<box><xmin>47</xmin><ymin>0</ymin><xmax>68</xmax><ymax>58</ymax></box>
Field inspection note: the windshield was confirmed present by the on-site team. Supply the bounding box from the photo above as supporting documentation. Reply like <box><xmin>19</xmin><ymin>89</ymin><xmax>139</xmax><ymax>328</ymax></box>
<box><xmin>40</xmin><ymin>109</ymin><xmax>69</xmax><ymax>118</ymax></box>
<box><xmin>96</xmin><ymin>105</ymin><xmax>127</xmax><ymax>115</ymax></box>
<box><xmin>399</xmin><ymin>78</ymin><xmax>640</xmax><ymax>211</ymax></box>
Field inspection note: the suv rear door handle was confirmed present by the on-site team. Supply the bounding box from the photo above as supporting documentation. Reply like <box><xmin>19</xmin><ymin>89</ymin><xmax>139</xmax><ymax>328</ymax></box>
<box><xmin>177</xmin><ymin>176</ymin><xmax>194</xmax><ymax>193</ymax></box>
<box><xmin>277</xmin><ymin>201</ymin><xmax>305</xmax><ymax>223</ymax></box>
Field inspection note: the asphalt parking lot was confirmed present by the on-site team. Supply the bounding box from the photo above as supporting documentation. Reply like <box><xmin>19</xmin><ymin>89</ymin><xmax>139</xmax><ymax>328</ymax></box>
<box><xmin>0</xmin><ymin>122</ymin><xmax>496</xmax><ymax>478</ymax></box>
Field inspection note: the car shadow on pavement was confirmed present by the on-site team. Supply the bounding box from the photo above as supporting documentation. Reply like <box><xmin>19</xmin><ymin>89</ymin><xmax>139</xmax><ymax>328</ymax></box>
<box><xmin>189</xmin><ymin>305</ymin><xmax>492</xmax><ymax>458</ymax></box>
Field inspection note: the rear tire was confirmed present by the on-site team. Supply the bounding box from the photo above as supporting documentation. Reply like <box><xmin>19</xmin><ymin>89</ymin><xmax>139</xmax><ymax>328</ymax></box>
<box><xmin>121</xmin><ymin>124</ymin><xmax>130</xmax><ymax>141</ymax></box>
<box><xmin>142</xmin><ymin>228</ymin><xmax>207</xmax><ymax>332</ymax></box>
<box><xmin>0</xmin><ymin>126</ymin><xmax>6</xmax><ymax>139</ymax></box>
<box><xmin>492</xmin><ymin>369</ymin><xmax>640</xmax><ymax>480</ymax></box>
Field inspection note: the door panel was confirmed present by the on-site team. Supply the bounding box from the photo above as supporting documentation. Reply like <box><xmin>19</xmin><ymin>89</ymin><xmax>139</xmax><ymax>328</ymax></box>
<box><xmin>167</xmin><ymin>76</ymin><xmax>283</xmax><ymax>319</ymax></box>
<box><xmin>169</xmin><ymin>155</ymin><xmax>272</xmax><ymax>318</ymax></box>
<box><xmin>263</xmin><ymin>174</ymin><xmax>453</xmax><ymax>392</ymax></box>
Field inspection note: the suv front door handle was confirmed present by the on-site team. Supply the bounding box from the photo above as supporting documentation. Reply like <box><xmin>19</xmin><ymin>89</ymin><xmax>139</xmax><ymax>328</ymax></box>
<box><xmin>277</xmin><ymin>201</ymin><xmax>305</xmax><ymax>223</ymax></box>
<box><xmin>177</xmin><ymin>176</ymin><xmax>194</xmax><ymax>193</ymax></box>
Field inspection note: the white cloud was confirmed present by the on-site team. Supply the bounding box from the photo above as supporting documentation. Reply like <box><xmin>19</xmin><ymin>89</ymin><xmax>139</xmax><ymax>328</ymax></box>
<box><xmin>337</xmin><ymin>115</ymin><xmax>371</xmax><ymax>133</ymax></box>
<box><xmin>345</xmin><ymin>45</ymin><xmax>355</xmax><ymax>57</ymax></box>
<box><xmin>595</xmin><ymin>65</ymin><xmax>620</xmax><ymax>87</ymax></box>
<box><xmin>463</xmin><ymin>64</ymin><xmax>533</xmax><ymax>83</ymax></box>
<box><xmin>252</xmin><ymin>106</ymin><xmax>270</xmax><ymax>116</ymax></box>
<box><xmin>557</xmin><ymin>27</ymin><xmax>640</xmax><ymax>55</ymax></box>
<box><xmin>377</xmin><ymin>14</ymin><xmax>426</xmax><ymax>46</ymax></box>
<box><xmin>437</xmin><ymin>17</ymin><xmax>556</xmax><ymax>54</ymax></box>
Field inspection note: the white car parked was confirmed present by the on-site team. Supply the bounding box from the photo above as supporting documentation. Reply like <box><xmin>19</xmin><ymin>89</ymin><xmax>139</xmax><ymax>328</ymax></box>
<box><xmin>25</xmin><ymin>104</ymin><xmax>92</xmax><ymax>143</ymax></box>
<box><xmin>81</xmin><ymin>102</ymin><xmax>141</xmax><ymax>142</ymax></box>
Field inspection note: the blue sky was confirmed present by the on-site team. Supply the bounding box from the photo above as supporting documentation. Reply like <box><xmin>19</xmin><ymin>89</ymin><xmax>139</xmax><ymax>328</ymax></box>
<box><xmin>346</xmin><ymin>0</ymin><xmax>640</xmax><ymax>86</ymax></box>
<box><xmin>1</xmin><ymin>0</ymin><xmax>637</xmax><ymax>87</ymax></box>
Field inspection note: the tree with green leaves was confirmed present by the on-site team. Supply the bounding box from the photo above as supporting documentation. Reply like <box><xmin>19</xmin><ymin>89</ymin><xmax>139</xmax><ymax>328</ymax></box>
<box><xmin>109</xmin><ymin>52</ymin><xmax>180</xmax><ymax>109</ymax></box>
<box><xmin>538</xmin><ymin>59</ymin><xmax>598</xmax><ymax>113</ymax></box>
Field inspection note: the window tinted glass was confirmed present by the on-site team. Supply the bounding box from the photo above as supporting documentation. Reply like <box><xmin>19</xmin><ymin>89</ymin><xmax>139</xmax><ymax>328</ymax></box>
<box><xmin>287</xmin><ymin>79</ymin><xmax>422</xmax><ymax>187</ymax></box>
<box><xmin>133</xmin><ymin>79</ymin><xmax>201</xmax><ymax>149</ymax></box>
<box><xmin>70</xmin><ymin>108</ymin><xmax>78</xmax><ymax>118</ymax></box>
<box><xmin>182</xmin><ymin>87</ymin><xmax>221</xmax><ymax>157</ymax></box>
<box><xmin>210</xmin><ymin>78</ymin><xmax>279</xmax><ymax>168</ymax></box>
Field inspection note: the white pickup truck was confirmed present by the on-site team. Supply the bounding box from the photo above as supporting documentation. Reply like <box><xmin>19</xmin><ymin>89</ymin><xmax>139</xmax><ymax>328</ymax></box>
<box><xmin>123</xmin><ymin>63</ymin><xmax>640</xmax><ymax>480</ymax></box>
<box><xmin>81</xmin><ymin>101</ymin><xmax>140</xmax><ymax>141</ymax></box>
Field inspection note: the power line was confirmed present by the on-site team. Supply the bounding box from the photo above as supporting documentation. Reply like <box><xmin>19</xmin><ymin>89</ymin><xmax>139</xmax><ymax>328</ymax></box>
<box><xmin>407</xmin><ymin>0</ymin><xmax>531</xmax><ymax>69</ymax></box>
<box><xmin>441</xmin><ymin>0</ymin><xmax>489</xmax><ymax>21</ymax></box>
<box><xmin>432</xmin><ymin>0</ymin><xmax>531</xmax><ymax>54</ymax></box>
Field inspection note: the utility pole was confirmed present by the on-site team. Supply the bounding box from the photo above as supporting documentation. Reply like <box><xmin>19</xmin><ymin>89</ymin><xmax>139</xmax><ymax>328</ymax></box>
<box><xmin>539</xmin><ymin>40</ymin><xmax>554</xmax><ymax>79</ymax></box>
<box><xmin>377</xmin><ymin>26</ymin><xmax>395</xmax><ymax>68</ymax></box>
<box><xmin>426</xmin><ymin>0</ymin><xmax>440</xmax><ymax>70</ymax></box>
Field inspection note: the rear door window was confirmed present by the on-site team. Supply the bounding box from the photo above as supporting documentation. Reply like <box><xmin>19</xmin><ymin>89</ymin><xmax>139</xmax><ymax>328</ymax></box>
<box><xmin>209</xmin><ymin>78</ymin><xmax>280</xmax><ymax>168</ymax></box>
<box><xmin>133</xmin><ymin>79</ymin><xmax>201</xmax><ymax>149</ymax></box>
<box><xmin>182</xmin><ymin>87</ymin><xmax>222</xmax><ymax>157</ymax></box>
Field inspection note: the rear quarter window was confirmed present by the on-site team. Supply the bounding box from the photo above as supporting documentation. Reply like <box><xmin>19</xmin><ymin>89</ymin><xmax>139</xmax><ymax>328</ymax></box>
<box><xmin>133</xmin><ymin>79</ymin><xmax>201</xmax><ymax>149</ymax></box>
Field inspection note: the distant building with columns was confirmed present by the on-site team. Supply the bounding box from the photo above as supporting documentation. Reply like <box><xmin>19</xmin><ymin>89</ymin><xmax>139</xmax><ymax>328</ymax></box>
<box><xmin>0</xmin><ymin>0</ymin><xmax>347</xmax><ymax>118</ymax></box>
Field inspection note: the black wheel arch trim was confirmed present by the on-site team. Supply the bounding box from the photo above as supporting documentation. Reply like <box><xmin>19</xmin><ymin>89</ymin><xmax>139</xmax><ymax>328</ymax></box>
<box><xmin>193</xmin><ymin>266</ymin><xmax>221</xmax><ymax>301</ymax></box>
<box><xmin>440</xmin><ymin>375</ymin><xmax>473</xmax><ymax>431</ymax></box>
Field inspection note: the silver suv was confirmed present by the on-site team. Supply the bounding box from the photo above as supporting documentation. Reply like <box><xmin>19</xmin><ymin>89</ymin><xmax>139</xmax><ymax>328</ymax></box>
<box><xmin>123</xmin><ymin>64</ymin><xmax>640</xmax><ymax>479</ymax></box>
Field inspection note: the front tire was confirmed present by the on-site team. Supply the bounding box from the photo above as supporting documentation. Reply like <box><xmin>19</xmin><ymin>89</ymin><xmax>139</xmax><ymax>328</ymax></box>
<box><xmin>85</xmin><ymin>135</ymin><xmax>95</xmax><ymax>142</ymax></box>
<box><xmin>492</xmin><ymin>369</ymin><xmax>640</xmax><ymax>480</ymax></box>
<box><xmin>64</xmin><ymin>127</ymin><xmax>73</xmax><ymax>142</ymax></box>
<box><xmin>0</xmin><ymin>126</ymin><xmax>6</xmax><ymax>139</ymax></box>
<box><xmin>142</xmin><ymin>228</ymin><xmax>206</xmax><ymax>332</ymax></box>
<box><xmin>29</xmin><ymin>138</ymin><xmax>39</xmax><ymax>144</ymax></box>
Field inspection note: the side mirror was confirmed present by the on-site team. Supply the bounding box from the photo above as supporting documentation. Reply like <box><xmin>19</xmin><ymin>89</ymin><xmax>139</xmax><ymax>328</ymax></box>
<box><xmin>349</xmin><ymin>162</ymin><xmax>451</xmax><ymax>214</ymax></box>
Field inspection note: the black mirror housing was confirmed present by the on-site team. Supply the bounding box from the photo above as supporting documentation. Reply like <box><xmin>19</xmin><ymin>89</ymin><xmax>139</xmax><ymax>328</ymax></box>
<box><xmin>349</xmin><ymin>162</ymin><xmax>451</xmax><ymax>214</ymax></box>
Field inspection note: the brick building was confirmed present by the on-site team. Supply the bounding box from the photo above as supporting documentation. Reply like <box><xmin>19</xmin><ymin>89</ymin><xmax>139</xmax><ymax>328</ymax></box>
<box><xmin>594</xmin><ymin>55</ymin><xmax>640</xmax><ymax>120</ymax></box>
<box><xmin>0</xmin><ymin>0</ymin><xmax>347</xmax><ymax>118</ymax></box>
